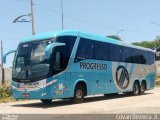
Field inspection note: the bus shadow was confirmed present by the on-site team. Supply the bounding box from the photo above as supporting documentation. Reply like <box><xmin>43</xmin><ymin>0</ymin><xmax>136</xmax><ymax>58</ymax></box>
<box><xmin>12</xmin><ymin>93</ymin><xmax>152</xmax><ymax>108</ymax></box>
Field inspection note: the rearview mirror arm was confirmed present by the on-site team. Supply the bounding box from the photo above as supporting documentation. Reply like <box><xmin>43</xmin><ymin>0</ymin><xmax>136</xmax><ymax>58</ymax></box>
<box><xmin>3</xmin><ymin>49</ymin><xmax>16</xmax><ymax>64</ymax></box>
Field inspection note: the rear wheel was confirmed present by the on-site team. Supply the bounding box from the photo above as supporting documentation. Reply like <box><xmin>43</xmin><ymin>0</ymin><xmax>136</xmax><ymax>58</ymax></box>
<box><xmin>41</xmin><ymin>99</ymin><xmax>52</xmax><ymax>104</ymax></box>
<box><xmin>140</xmin><ymin>81</ymin><xmax>146</xmax><ymax>95</ymax></box>
<box><xmin>132</xmin><ymin>82</ymin><xmax>140</xmax><ymax>96</ymax></box>
<box><xmin>71</xmin><ymin>84</ymin><xmax>85</xmax><ymax>104</ymax></box>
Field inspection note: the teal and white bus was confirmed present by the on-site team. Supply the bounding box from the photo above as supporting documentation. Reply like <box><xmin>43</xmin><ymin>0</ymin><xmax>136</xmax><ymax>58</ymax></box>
<box><xmin>4</xmin><ymin>30</ymin><xmax>156</xmax><ymax>103</ymax></box>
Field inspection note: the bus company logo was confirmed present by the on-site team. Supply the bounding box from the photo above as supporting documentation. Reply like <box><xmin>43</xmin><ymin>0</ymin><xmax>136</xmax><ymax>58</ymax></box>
<box><xmin>116</xmin><ymin>65</ymin><xmax>130</xmax><ymax>89</ymax></box>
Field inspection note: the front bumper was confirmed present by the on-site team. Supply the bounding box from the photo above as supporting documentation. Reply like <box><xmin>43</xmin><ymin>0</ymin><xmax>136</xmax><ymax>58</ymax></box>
<box><xmin>12</xmin><ymin>87</ymin><xmax>52</xmax><ymax>99</ymax></box>
<box><xmin>11</xmin><ymin>79</ymin><xmax>58</xmax><ymax>100</ymax></box>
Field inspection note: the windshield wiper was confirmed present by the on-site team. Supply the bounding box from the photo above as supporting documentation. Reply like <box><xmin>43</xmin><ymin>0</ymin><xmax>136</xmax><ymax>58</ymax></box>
<box><xmin>16</xmin><ymin>66</ymin><xmax>28</xmax><ymax>79</ymax></box>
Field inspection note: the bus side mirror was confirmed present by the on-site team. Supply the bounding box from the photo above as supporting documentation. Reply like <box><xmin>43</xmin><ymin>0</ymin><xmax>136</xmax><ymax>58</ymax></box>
<box><xmin>45</xmin><ymin>42</ymin><xmax>65</xmax><ymax>59</ymax></box>
<box><xmin>3</xmin><ymin>49</ymin><xmax>16</xmax><ymax>64</ymax></box>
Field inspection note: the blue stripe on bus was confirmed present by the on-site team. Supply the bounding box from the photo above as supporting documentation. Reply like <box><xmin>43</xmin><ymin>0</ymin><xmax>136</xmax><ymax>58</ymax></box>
<box><xmin>129</xmin><ymin>64</ymin><xmax>134</xmax><ymax>79</ymax></box>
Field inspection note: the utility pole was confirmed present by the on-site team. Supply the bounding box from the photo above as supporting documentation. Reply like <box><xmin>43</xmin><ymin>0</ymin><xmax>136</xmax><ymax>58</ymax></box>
<box><xmin>30</xmin><ymin>0</ymin><xmax>35</xmax><ymax>35</ymax></box>
<box><xmin>1</xmin><ymin>40</ymin><xmax>5</xmax><ymax>86</ymax></box>
<box><xmin>61</xmin><ymin>0</ymin><xmax>64</xmax><ymax>30</ymax></box>
<box><xmin>13</xmin><ymin>0</ymin><xmax>36</xmax><ymax>35</ymax></box>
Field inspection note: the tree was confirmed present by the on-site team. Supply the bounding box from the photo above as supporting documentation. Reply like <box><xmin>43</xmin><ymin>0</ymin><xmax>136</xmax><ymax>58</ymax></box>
<box><xmin>132</xmin><ymin>40</ymin><xmax>159</xmax><ymax>49</ymax></box>
<box><xmin>107</xmin><ymin>35</ymin><xmax>122</xmax><ymax>41</ymax></box>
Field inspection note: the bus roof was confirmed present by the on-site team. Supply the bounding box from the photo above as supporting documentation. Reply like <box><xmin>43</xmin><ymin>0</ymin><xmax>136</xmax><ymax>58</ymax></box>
<box><xmin>22</xmin><ymin>30</ymin><xmax>153</xmax><ymax>52</ymax></box>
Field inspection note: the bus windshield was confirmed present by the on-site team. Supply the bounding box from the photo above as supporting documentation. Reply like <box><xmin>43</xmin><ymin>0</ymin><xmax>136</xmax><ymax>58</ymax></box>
<box><xmin>12</xmin><ymin>39</ymin><xmax>55</xmax><ymax>82</ymax></box>
<box><xmin>12</xmin><ymin>36</ymin><xmax>76</xmax><ymax>82</ymax></box>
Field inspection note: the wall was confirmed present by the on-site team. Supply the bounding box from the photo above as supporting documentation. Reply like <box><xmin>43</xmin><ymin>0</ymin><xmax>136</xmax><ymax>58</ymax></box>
<box><xmin>0</xmin><ymin>68</ymin><xmax>12</xmax><ymax>82</ymax></box>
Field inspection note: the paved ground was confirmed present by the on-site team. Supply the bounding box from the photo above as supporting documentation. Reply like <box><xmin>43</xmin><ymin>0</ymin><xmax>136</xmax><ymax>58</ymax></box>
<box><xmin>0</xmin><ymin>88</ymin><xmax>160</xmax><ymax>114</ymax></box>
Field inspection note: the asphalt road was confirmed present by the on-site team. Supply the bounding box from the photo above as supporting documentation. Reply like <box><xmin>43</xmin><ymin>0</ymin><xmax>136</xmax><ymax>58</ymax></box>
<box><xmin>0</xmin><ymin>88</ymin><xmax>160</xmax><ymax>114</ymax></box>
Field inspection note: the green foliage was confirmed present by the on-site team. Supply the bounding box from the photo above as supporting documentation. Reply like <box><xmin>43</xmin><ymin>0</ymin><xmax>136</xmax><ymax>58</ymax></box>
<box><xmin>156</xmin><ymin>80</ymin><xmax>160</xmax><ymax>87</ymax></box>
<box><xmin>0</xmin><ymin>85</ymin><xmax>11</xmax><ymax>98</ymax></box>
<box><xmin>0</xmin><ymin>85</ymin><xmax>16</xmax><ymax>103</ymax></box>
<box><xmin>132</xmin><ymin>40</ymin><xmax>160</xmax><ymax>49</ymax></box>
<box><xmin>107</xmin><ymin>35</ymin><xmax>122</xmax><ymax>41</ymax></box>
<box><xmin>0</xmin><ymin>82</ymin><xmax>16</xmax><ymax>103</ymax></box>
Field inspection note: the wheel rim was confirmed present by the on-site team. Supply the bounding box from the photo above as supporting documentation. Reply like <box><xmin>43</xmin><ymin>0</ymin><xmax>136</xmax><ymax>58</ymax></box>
<box><xmin>141</xmin><ymin>83</ymin><xmax>145</xmax><ymax>93</ymax></box>
<box><xmin>76</xmin><ymin>90</ymin><xmax>83</xmax><ymax>98</ymax></box>
<box><xmin>134</xmin><ymin>84</ymin><xmax>139</xmax><ymax>95</ymax></box>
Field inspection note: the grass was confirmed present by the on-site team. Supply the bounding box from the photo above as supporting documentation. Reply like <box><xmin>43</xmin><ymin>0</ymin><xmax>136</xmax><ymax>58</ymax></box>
<box><xmin>156</xmin><ymin>84</ymin><xmax>160</xmax><ymax>87</ymax></box>
<box><xmin>156</xmin><ymin>75</ymin><xmax>160</xmax><ymax>87</ymax></box>
<box><xmin>0</xmin><ymin>96</ymin><xmax>15</xmax><ymax>103</ymax></box>
<box><xmin>157</xmin><ymin>75</ymin><xmax>160</xmax><ymax>80</ymax></box>
<box><xmin>0</xmin><ymin>81</ymin><xmax>16</xmax><ymax>103</ymax></box>
<box><xmin>156</xmin><ymin>80</ymin><xmax>160</xmax><ymax>87</ymax></box>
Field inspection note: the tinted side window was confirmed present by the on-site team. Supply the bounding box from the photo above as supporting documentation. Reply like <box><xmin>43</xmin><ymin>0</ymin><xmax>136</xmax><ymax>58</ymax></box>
<box><xmin>50</xmin><ymin>36</ymin><xmax>76</xmax><ymax>75</ymax></box>
<box><xmin>56</xmin><ymin>36</ymin><xmax>76</xmax><ymax>67</ymax></box>
<box><xmin>132</xmin><ymin>49</ymin><xmax>141</xmax><ymax>64</ymax></box>
<box><xmin>150</xmin><ymin>52</ymin><xmax>155</xmax><ymax>64</ymax></box>
<box><xmin>122</xmin><ymin>47</ymin><xmax>149</xmax><ymax>64</ymax></box>
<box><xmin>122</xmin><ymin>47</ymin><xmax>132</xmax><ymax>63</ymax></box>
<box><xmin>76</xmin><ymin>38</ymin><xmax>94</xmax><ymax>60</ymax></box>
<box><xmin>109</xmin><ymin>44</ymin><xmax>122</xmax><ymax>61</ymax></box>
<box><xmin>145</xmin><ymin>51</ymin><xmax>154</xmax><ymax>64</ymax></box>
<box><xmin>94</xmin><ymin>41</ymin><xmax>109</xmax><ymax>60</ymax></box>
<box><xmin>56</xmin><ymin>36</ymin><xmax>76</xmax><ymax>57</ymax></box>
<box><xmin>137</xmin><ymin>50</ymin><xmax>145</xmax><ymax>64</ymax></box>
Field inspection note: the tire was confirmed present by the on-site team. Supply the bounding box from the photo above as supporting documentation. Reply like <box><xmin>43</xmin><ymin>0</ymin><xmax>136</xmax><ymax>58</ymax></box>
<box><xmin>140</xmin><ymin>81</ymin><xmax>146</xmax><ymax>95</ymax></box>
<box><xmin>41</xmin><ymin>99</ymin><xmax>52</xmax><ymax>104</ymax></box>
<box><xmin>132</xmin><ymin>82</ymin><xmax>140</xmax><ymax>96</ymax></box>
<box><xmin>71</xmin><ymin>84</ymin><xmax>85</xmax><ymax>104</ymax></box>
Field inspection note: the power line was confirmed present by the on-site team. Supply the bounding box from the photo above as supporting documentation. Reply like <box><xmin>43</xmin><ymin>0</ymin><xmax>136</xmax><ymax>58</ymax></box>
<box><xmin>0</xmin><ymin>29</ymin><xmax>29</xmax><ymax>36</ymax></box>
<box><xmin>64</xmin><ymin>14</ymin><xmax>118</xmax><ymax>30</ymax></box>
<box><xmin>0</xmin><ymin>37</ymin><xmax>20</xmax><ymax>39</ymax></box>
<box><xmin>16</xmin><ymin>0</ymin><xmax>160</xmax><ymax>34</ymax></box>
<box><xmin>14</xmin><ymin>0</ymin><xmax>113</xmax><ymax>29</ymax></box>
<box><xmin>17</xmin><ymin>0</ymin><xmax>117</xmax><ymax>30</ymax></box>
<box><xmin>34</xmin><ymin>2</ymin><xmax>119</xmax><ymax>31</ymax></box>
<box><xmin>34</xmin><ymin>2</ymin><xmax>160</xmax><ymax>34</ymax></box>
<box><xmin>16</xmin><ymin>0</ymin><xmax>28</xmax><ymax>3</ymax></box>
<box><xmin>34</xmin><ymin>2</ymin><xmax>61</xmax><ymax>15</ymax></box>
<box><xmin>37</xmin><ymin>3</ymin><xmax>116</xmax><ymax>30</ymax></box>
<box><xmin>3</xmin><ymin>47</ymin><xmax>16</xmax><ymax>50</ymax></box>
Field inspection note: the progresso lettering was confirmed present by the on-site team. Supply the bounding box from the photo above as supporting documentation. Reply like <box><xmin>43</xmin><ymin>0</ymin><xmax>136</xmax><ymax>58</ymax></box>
<box><xmin>80</xmin><ymin>62</ymin><xmax>107</xmax><ymax>70</ymax></box>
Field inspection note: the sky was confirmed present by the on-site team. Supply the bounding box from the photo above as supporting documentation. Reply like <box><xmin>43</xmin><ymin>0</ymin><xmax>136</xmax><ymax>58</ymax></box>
<box><xmin>0</xmin><ymin>0</ymin><xmax>160</xmax><ymax>67</ymax></box>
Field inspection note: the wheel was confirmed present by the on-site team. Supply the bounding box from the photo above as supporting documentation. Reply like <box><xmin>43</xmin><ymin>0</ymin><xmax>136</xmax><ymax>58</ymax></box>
<box><xmin>71</xmin><ymin>84</ymin><xmax>85</xmax><ymax>104</ymax></box>
<box><xmin>132</xmin><ymin>82</ymin><xmax>140</xmax><ymax>96</ymax></box>
<box><xmin>140</xmin><ymin>81</ymin><xmax>146</xmax><ymax>95</ymax></box>
<box><xmin>41</xmin><ymin>99</ymin><xmax>52</xmax><ymax>104</ymax></box>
